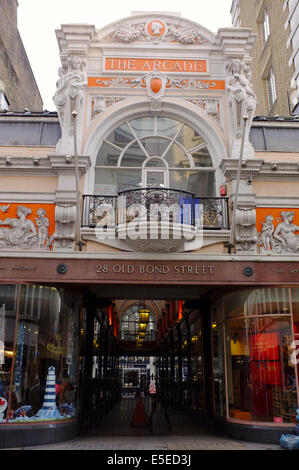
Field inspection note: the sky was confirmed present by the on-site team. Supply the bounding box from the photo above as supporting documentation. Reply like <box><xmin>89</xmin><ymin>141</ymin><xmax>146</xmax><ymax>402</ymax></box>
<box><xmin>17</xmin><ymin>0</ymin><xmax>233</xmax><ymax>110</ymax></box>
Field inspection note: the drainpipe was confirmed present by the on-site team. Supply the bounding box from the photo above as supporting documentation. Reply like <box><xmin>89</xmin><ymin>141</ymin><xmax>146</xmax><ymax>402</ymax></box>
<box><xmin>228</xmin><ymin>115</ymin><xmax>248</xmax><ymax>254</ymax></box>
<box><xmin>72</xmin><ymin>109</ymin><xmax>83</xmax><ymax>251</ymax></box>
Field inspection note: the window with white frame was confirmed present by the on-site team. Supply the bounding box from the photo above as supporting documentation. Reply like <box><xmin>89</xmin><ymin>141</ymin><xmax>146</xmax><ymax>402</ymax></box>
<box><xmin>262</xmin><ymin>9</ymin><xmax>270</xmax><ymax>46</ymax></box>
<box><xmin>94</xmin><ymin>115</ymin><xmax>215</xmax><ymax>196</ymax></box>
<box><xmin>267</xmin><ymin>68</ymin><xmax>277</xmax><ymax>109</ymax></box>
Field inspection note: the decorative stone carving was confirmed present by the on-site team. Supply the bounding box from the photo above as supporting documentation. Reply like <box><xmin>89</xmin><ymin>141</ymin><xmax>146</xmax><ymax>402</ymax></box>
<box><xmin>186</xmin><ymin>98</ymin><xmax>220</xmax><ymax>124</ymax></box>
<box><xmin>258</xmin><ymin>211</ymin><xmax>299</xmax><ymax>254</ymax></box>
<box><xmin>145</xmin><ymin>71</ymin><xmax>167</xmax><ymax>111</ymax></box>
<box><xmin>108</xmin><ymin>21</ymin><xmax>204</xmax><ymax>45</ymax></box>
<box><xmin>166</xmin><ymin>24</ymin><xmax>203</xmax><ymax>44</ymax></box>
<box><xmin>53</xmin><ymin>53</ymin><xmax>88</xmax><ymax>154</ymax></box>
<box><xmin>54</xmin><ymin>205</ymin><xmax>76</xmax><ymax>251</ymax></box>
<box><xmin>225</xmin><ymin>56</ymin><xmax>257</xmax><ymax>158</ymax></box>
<box><xmin>235</xmin><ymin>207</ymin><xmax>257</xmax><ymax>253</ymax></box>
<box><xmin>93</xmin><ymin>76</ymin><xmax>220</xmax><ymax>91</ymax></box>
<box><xmin>91</xmin><ymin>96</ymin><xmax>126</xmax><ymax>120</ymax></box>
<box><xmin>113</xmin><ymin>23</ymin><xmax>145</xmax><ymax>43</ymax></box>
<box><xmin>0</xmin><ymin>205</ymin><xmax>54</xmax><ymax>250</ymax></box>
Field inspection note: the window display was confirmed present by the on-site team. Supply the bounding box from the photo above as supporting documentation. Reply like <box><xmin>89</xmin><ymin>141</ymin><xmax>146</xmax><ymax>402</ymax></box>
<box><xmin>0</xmin><ymin>284</ymin><xmax>80</xmax><ymax>424</ymax></box>
<box><xmin>224</xmin><ymin>288</ymin><xmax>298</xmax><ymax>424</ymax></box>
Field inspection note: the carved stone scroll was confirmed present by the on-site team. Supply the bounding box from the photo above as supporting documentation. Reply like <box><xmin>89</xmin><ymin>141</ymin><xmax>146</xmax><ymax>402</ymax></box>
<box><xmin>54</xmin><ymin>205</ymin><xmax>76</xmax><ymax>251</ymax></box>
<box><xmin>235</xmin><ymin>207</ymin><xmax>257</xmax><ymax>253</ymax></box>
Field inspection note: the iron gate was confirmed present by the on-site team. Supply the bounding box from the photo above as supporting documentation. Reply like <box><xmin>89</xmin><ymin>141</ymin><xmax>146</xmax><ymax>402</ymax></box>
<box><xmin>79</xmin><ymin>374</ymin><xmax>225</xmax><ymax>436</ymax></box>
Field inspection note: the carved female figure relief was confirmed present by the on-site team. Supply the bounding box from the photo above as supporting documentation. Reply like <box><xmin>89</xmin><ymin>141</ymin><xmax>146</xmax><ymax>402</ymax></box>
<box><xmin>258</xmin><ymin>211</ymin><xmax>299</xmax><ymax>254</ymax></box>
<box><xmin>0</xmin><ymin>206</ymin><xmax>38</xmax><ymax>249</ymax></box>
<box><xmin>259</xmin><ymin>215</ymin><xmax>275</xmax><ymax>252</ymax></box>
<box><xmin>226</xmin><ymin>57</ymin><xmax>257</xmax><ymax>144</ymax></box>
<box><xmin>273</xmin><ymin>211</ymin><xmax>299</xmax><ymax>252</ymax></box>
<box><xmin>53</xmin><ymin>67</ymin><xmax>67</xmax><ymax>127</ymax></box>
<box><xmin>35</xmin><ymin>208</ymin><xmax>50</xmax><ymax>248</ymax></box>
<box><xmin>53</xmin><ymin>54</ymin><xmax>88</xmax><ymax>153</ymax></box>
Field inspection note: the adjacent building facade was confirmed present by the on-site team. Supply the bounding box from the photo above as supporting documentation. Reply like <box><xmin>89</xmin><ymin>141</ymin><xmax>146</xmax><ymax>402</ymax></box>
<box><xmin>0</xmin><ymin>0</ymin><xmax>43</xmax><ymax>111</ymax></box>
<box><xmin>231</xmin><ymin>0</ymin><xmax>299</xmax><ymax>115</ymax></box>
<box><xmin>0</xmin><ymin>11</ymin><xmax>299</xmax><ymax>448</ymax></box>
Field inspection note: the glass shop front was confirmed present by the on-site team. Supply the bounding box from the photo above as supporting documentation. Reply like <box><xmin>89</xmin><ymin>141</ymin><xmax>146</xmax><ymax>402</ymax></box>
<box><xmin>0</xmin><ymin>282</ymin><xmax>298</xmax><ymax>446</ymax></box>
<box><xmin>0</xmin><ymin>284</ymin><xmax>80</xmax><ymax>426</ymax></box>
<box><xmin>212</xmin><ymin>287</ymin><xmax>299</xmax><ymax>427</ymax></box>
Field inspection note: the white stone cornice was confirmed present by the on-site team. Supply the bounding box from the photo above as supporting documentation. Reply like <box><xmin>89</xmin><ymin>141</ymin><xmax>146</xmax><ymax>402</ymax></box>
<box><xmin>220</xmin><ymin>159</ymin><xmax>299</xmax><ymax>180</ymax></box>
<box><xmin>0</xmin><ymin>155</ymin><xmax>91</xmax><ymax>175</ymax></box>
<box><xmin>220</xmin><ymin>159</ymin><xmax>264</xmax><ymax>178</ymax></box>
<box><xmin>49</xmin><ymin>155</ymin><xmax>91</xmax><ymax>174</ymax></box>
<box><xmin>216</xmin><ymin>27</ymin><xmax>257</xmax><ymax>56</ymax></box>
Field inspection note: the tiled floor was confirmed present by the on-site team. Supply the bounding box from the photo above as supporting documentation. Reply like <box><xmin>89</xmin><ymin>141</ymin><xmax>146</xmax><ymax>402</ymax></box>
<box><xmin>15</xmin><ymin>435</ymin><xmax>280</xmax><ymax>451</ymax></box>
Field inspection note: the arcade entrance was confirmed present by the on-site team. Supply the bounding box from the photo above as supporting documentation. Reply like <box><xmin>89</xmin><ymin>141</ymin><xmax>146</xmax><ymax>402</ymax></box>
<box><xmin>79</xmin><ymin>292</ymin><xmax>225</xmax><ymax>437</ymax></box>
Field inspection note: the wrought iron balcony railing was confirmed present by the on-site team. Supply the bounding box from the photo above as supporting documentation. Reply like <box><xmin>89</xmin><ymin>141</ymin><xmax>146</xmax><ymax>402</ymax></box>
<box><xmin>81</xmin><ymin>189</ymin><xmax>230</xmax><ymax>230</ymax></box>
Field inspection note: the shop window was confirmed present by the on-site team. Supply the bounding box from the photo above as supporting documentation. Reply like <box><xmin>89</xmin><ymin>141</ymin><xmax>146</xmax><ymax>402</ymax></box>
<box><xmin>224</xmin><ymin>288</ymin><xmax>298</xmax><ymax>424</ymax></box>
<box><xmin>0</xmin><ymin>285</ymin><xmax>80</xmax><ymax>424</ymax></box>
<box><xmin>211</xmin><ymin>301</ymin><xmax>225</xmax><ymax>418</ymax></box>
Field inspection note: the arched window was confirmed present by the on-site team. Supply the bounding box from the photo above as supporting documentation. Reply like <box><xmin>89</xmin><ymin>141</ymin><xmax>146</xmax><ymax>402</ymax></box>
<box><xmin>94</xmin><ymin>116</ymin><xmax>215</xmax><ymax>196</ymax></box>
<box><xmin>120</xmin><ymin>304</ymin><xmax>156</xmax><ymax>341</ymax></box>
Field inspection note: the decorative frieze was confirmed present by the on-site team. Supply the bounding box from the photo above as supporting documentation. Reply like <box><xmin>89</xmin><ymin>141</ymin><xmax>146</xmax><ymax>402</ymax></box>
<box><xmin>88</xmin><ymin>76</ymin><xmax>225</xmax><ymax>91</ymax></box>
<box><xmin>104</xmin><ymin>20</ymin><xmax>205</xmax><ymax>45</ymax></box>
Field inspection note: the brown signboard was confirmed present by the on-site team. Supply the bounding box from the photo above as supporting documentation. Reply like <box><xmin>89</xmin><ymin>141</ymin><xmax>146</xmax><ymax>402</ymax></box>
<box><xmin>0</xmin><ymin>258</ymin><xmax>299</xmax><ymax>286</ymax></box>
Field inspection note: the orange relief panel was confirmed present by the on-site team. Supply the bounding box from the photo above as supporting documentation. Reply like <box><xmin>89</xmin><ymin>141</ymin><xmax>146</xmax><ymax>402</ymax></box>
<box><xmin>0</xmin><ymin>203</ymin><xmax>55</xmax><ymax>250</ymax></box>
<box><xmin>256</xmin><ymin>208</ymin><xmax>299</xmax><ymax>254</ymax></box>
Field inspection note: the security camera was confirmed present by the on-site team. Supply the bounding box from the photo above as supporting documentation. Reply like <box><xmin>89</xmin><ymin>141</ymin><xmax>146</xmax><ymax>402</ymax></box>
<box><xmin>247</xmin><ymin>177</ymin><xmax>253</xmax><ymax>185</ymax></box>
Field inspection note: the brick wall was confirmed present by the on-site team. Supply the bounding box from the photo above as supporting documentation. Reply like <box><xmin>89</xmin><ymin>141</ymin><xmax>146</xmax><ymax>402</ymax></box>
<box><xmin>235</xmin><ymin>0</ymin><xmax>294</xmax><ymax>117</ymax></box>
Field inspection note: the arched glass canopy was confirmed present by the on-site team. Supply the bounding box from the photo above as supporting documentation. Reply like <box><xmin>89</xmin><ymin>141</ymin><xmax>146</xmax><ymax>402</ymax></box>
<box><xmin>94</xmin><ymin>116</ymin><xmax>215</xmax><ymax>196</ymax></box>
<box><xmin>120</xmin><ymin>304</ymin><xmax>156</xmax><ymax>341</ymax></box>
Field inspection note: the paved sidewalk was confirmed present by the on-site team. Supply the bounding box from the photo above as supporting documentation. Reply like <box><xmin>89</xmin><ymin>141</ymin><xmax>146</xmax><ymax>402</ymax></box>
<box><xmin>12</xmin><ymin>435</ymin><xmax>281</xmax><ymax>451</ymax></box>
